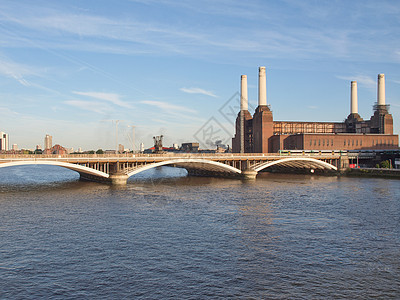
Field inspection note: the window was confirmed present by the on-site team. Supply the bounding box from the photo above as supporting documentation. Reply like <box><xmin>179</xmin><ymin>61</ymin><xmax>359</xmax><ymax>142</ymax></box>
<box><xmin>344</xmin><ymin>140</ymin><xmax>346</xmax><ymax>146</ymax></box>
<box><xmin>356</xmin><ymin>140</ymin><xmax>358</xmax><ymax>146</ymax></box>
<box><xmin>318</xmin><ymin>139</ymin><xmax>320</xmax><ymax>146</ymax></box>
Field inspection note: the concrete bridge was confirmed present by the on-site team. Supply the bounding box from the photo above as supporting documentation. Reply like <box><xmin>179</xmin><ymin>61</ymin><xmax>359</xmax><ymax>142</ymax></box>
<box><xmin>0</xmin><ymin>153</ymin><xmax>348</xmax><ymax>185</ymax></box>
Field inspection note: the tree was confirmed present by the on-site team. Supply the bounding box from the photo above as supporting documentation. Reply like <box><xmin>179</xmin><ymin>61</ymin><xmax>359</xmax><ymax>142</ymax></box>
<box><xmin>380</xmin><ymin>160</ymin><xmax>390</xmax><ymax>169</ymax></box>
<box><xmin>96</xmin><ymin>149</ymin><xmax>104</xmax><ymax>154</ymax></box>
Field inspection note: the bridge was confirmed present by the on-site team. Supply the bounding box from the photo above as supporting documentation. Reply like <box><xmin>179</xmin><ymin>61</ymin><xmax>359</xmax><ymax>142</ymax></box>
<box><xmin>0</xmin><ymin>153</ymin><xmax>348</xmax><ymax>185</ymax></box>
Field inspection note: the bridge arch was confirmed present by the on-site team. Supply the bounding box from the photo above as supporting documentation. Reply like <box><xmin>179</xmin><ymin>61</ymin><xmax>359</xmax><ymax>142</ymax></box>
<box><xmin>127</xmin><ymin>158</ymin><xmax>242</xmax><ymax>178</ymax></box>
<box><xmin>0</xmin><ymin>161</ymin><xmax>109</xmax><ymax>178</ymax></box>
<box><xmin>253</xmin><ymin>157</ymin><xmax>337</xmax><ymax>172</ymax></box>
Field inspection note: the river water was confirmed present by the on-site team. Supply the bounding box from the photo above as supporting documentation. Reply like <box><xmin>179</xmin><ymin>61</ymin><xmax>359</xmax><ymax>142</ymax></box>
<box><xmin>0</xmin><ymin>165</ymin><xmax>399</xmax><ymax>299</ymax></box>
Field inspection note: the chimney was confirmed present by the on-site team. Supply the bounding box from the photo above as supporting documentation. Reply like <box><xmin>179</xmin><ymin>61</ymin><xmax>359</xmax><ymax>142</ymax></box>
<box><xmin>258</xmin><ymin>66</ymin><xmax>267</xmax><ymax>106</ymax></box>
<box><xmin>239</xmin><ymin>75</ymin><xmax>248</xmax><ymax>153</ymax></box>
<box><xmin>240</xmin><ymin>75</ymin><xmax>248</xmax><ymax>111</ymax></box>
<box><xmin>378</xmin><ymin>74</ymin><xmax>385</xmax><ymax>106</ymax></box>
<box><xmin>351</xmin><ymin>81</ymin><xmax>358</xmax><ymax>114</ymax></box>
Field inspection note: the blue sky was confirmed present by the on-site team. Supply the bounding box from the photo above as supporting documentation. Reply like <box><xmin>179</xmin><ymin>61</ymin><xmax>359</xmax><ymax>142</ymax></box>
<box><xmin>0</xmin><ymin>0</ymin><xmax>399</xmax><ymax>150</ymax></box>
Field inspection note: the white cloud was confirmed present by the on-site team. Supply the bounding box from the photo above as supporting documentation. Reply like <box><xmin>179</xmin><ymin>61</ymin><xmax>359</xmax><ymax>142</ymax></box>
<box><xmin>72</xmin><ymin>91</ymin><xmax>132</xmax><ymax>108</ymax></box>
<box><xmin>180</xmin><ymin>87</ymin><xmax>217</xmax><ymax>98</ymax></box>
<box><xmin>64</xmin><ymin>100</ymin><xmax>112</xmax><ymax>114</ymax></box>
<box><xmin>336</xmin><ymin>75</ymin><xmax>376</xmax><ymax>89</ymax></box>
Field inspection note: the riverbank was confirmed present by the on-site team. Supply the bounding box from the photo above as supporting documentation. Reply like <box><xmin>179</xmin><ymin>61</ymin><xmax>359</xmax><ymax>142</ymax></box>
<box><xmin>343</xmin><ymin>167</ymin><xmax>400</xmax><ymax>179</ymax></box>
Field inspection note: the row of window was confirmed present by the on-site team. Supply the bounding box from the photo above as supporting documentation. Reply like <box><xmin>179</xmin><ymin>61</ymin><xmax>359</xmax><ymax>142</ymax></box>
<box><xmin>309</xmin><ymin>139</ymin><xmax>334</xmax><ymax>146</ymax></box>
<box><xmin>344</xmin><ymin>139</ymin><xmax>362</xmax><ymax>147</ymax></box>
<box><xmin>372</xmin><ymin>139</ymin><xmax>395</xmax><ymax>146</ymax></box>
<box><xmin>309</xmin><ymin>138</ymin><xmax>396</xmax><ymax>147</ymax></box>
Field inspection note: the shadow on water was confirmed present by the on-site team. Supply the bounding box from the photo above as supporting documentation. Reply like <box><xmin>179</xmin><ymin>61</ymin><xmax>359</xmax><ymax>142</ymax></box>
<box><xmin>0</xmin><ymin>165</ymin><xmax>97</xmax><ymax>194</ymax></box>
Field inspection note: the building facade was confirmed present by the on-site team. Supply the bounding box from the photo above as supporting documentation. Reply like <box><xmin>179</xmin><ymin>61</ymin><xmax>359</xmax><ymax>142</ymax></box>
<box><xmin>232</xmin><ymin>68</ymin><xmax>398</xmax><ymax>153</ymax></box>
<box><xmin>0</xmin><ymin>131</ymin><xmax>9</xmax><ymax>151</ymax></box>
<box><xmin>44</xmin><ymin>134</ymin><xmax>52</xmax><ymax>150</ymax></box>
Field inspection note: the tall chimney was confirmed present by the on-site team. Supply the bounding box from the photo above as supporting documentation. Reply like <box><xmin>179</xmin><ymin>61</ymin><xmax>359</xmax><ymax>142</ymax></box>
<box><xmin>351</xmin><ymin>81</ymin><xmax>358</xmax><ymax>114</ymax></box>
<box><xmin>240</xmin><ymin>75</ymin><xmax>248</xmax><ymax>111</ymax></box>
<box><xmin>240</xmin><ymin>75</ymin><xmax>247</xmax><ymax>153</ymax></box>
<box><xmin>378</xmin><ymin>73</ymin><xmax>385</xmax><ymax>106</ymax></box>
<box><xmin>258</xmin><ymin>66</ymin><xmax>267</xmax><ymax>106</ymax></box>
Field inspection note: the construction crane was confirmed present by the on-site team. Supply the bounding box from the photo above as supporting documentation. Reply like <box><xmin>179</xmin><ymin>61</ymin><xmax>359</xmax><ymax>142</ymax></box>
<box><xmin>153</xmin><ymin>135</ymin><xmax>164</xmax><ymax>153</ymax></box>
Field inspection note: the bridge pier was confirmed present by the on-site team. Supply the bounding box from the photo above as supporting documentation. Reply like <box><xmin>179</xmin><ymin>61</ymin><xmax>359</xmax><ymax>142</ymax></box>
<box><xmin>241</xmin><ymin>169</ymin><xmax>258</xmax><ymax>180</ymax></box>
<box><xmin>109</xmin><ymin>174</ymin><xmax>128</xmax><ymax>185</ymax></box>
<box><xmin>79</xmin><ymin>172</ymin><xmax>128</xmax><ymax>185</ymax></box>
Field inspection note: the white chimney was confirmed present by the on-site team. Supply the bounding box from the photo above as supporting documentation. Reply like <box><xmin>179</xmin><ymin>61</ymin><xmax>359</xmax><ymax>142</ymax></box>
<box><xmin>258</xmin><ymin>66</ymin><xmax>267</xmax><ymax>106</ymax></box>
<box><xmin>351</xmin><ymin>81</ymin><xmax>358</xmax><ymax>114</ymax></box>
<box><xmin>378</xmin><ymin>74</ymin><xmax>385</xmax><ymax>106</ymax></box>
<box><xmin>240</xmin><ymin>75</ymin><xmax>248</xmax><ymax>111</ymax></box>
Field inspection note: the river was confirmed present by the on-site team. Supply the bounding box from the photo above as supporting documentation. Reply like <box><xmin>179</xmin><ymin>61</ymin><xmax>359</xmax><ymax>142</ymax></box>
<box><xmin>1</xmin><ymin>165</ymin><xmax>399</xmax><ymax>298</ymax></box>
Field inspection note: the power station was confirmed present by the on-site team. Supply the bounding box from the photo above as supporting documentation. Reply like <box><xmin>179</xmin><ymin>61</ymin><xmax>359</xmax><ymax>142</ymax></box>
<box><xmin>232</xmin><ymin>67</ymin><xmax>399</xmax><ymax>153</ymax></box>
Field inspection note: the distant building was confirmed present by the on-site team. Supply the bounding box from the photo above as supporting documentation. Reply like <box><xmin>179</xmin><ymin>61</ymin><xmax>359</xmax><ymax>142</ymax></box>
<box><xmin>0</xmin><ymin>132</ymin><xmax>9</xmax><ymax>151</ymax></box>
<box><xmin>140</xmin><ymin>142</ymin><xmax>145</xmax><ymax>152</ymax></box>
<box><xmin>44</xmin><ymin>134</ymin><xmax>52</xmax><ymax>150</ymax></box>
<box><xmin>12</xmin><ymin>144</ymin><xmax>18</xmax><ymax>151</ymax></box>
<box><xmin>181</xmin><ymin>142</ymin><xmax>199</xmax><ymax>153</ymax></box>
<box><xmin>233</xmin><ymin>68</ymin><xmax>399</xmax><ymax>153</ymax></box>
<box><xmin>44</xmin><ymin>144</ymin><xmax>67</xmax><ymax>155</ymax></box>
<box><xmin>118</xmin><ymin>144</ymin><xmax>125</xmax><ymax>153</ymax></box>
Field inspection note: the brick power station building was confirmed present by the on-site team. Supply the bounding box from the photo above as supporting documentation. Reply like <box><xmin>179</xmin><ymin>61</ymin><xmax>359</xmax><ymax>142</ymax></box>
<box><xmin>232</xmin><ymin>67</ymin><xmax>398</xmax><ymax>153</ymax></box>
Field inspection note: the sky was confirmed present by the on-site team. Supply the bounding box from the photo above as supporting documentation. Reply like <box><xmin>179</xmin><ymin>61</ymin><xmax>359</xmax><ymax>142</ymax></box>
<box><xmin>0</xmin><ymin>0</ymin><xmax>400</xmax><ymax>151</ymax></box>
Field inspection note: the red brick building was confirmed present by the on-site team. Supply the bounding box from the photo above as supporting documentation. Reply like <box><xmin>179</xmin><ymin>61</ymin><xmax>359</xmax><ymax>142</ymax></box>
<box><xmin>43</xmin><ymin>144</ymin><xmax>68</xmax><ymax>155</ymax></box>
<box><xmin>232</xmin><ymin>69</ymin><xmax>398</xmax><ymax>153</ymax></box>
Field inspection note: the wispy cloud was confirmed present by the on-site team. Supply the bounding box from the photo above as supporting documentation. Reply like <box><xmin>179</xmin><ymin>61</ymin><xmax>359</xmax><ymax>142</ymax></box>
<box><xmin>336</xmin><ymin>75</ymin><xmax>376</xmax><ymax>89</ymax></box>
<box><xmin>1</xmin><ymin>1</ymin><xmax>397</xmax><ymax>63</ymax></box>
<box><xmin>0</xmin><ymin>55</ymin><xmax>35</xmax><ymax>86</ymax></box>
<box><xmin>64</xmin><ymin>100</ymin><xmax>112</xmax><ymax>114</ymax></box>
<box><xmin>180</xmin><ymin>87</ymin><xmax>217</xmax><ymax>98</ymax></box>
<box><xmin>72</xmin><ymin>91</ymin><xmax>132</xmax><ymax>108</ymax></box>
<box><xmin>140</xmin><ymin>100</ymin><xmax>196</xmax><ymax>113</ymax></box>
